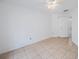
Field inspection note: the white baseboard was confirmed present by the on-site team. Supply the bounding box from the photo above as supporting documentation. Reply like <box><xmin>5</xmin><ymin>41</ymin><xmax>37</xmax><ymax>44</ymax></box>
<box><xmin>0</xmin><ymin>35</ymin><xmax>69</xmax><ymax>55</ymax></box>
<box><xmin>51</xmin><ymin>35</ymin><xmax>69</xmax><ymax>38</ymax></box>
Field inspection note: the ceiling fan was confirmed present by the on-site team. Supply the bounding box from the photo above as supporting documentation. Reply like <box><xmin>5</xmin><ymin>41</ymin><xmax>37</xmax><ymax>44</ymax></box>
<box><xmin>40</xmin><ymin>0</ymin><xmax>64</xmax><ymax>9</ymax></box>
<box><xmin>48</xmin><ymin>0</ymin><xmax>63</xmax><ymax>9</ymax></box>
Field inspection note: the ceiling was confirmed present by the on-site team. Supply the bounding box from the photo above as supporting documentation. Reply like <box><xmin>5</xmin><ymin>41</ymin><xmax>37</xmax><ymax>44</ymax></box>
<box><xmin>1</xmin><ymin>0</ymin><xmax>78</xmax><ymax>13</ymax></box>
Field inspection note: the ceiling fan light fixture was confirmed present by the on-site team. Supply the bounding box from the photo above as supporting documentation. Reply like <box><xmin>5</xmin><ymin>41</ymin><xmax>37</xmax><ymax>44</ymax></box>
<box><xmin>52</xmin><ymin>0</ymin><xmax>57</xmax><ymax>4</ymax></box>
<box><xmin>47</xmin><ymin>0</ymin><xmax>63</xmax><ymax>9</ymax></box>
<box><xmin>48</xmin><ymin>4</ymin><xmax>58</xmax><ymax>9</ymax></box>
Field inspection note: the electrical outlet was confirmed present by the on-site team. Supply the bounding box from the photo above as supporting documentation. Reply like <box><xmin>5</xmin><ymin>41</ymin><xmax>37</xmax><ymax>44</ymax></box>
<box><xmin>29</xmin><ymin>36</ymin><xmax>32</xmax><ymax>40</ymax></box>
<box><xmin>28</xmin><ymin>33</ymin><xmax>32</xmax><ymax>40</ymax></box>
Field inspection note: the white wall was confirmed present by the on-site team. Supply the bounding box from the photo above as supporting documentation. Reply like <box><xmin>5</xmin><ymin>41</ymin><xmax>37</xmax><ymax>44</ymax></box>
<box><xmin>51</xmin><ymin>13</ymin><xmax>72</xmax><ymax>37</ymax></box>
<box><xmin>0</xmin><ymin>2</ymin><xmax>52</xmax><ymax>54</ymax></box>
<box><xmin>72</xmin><ymin>8</ymin><xmax>78</xmax><ymax>45</ymax></box>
